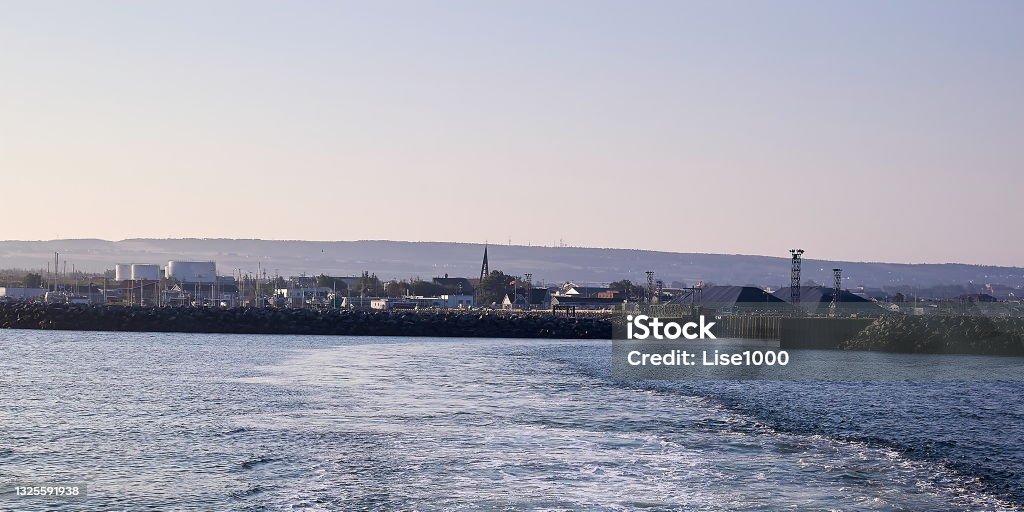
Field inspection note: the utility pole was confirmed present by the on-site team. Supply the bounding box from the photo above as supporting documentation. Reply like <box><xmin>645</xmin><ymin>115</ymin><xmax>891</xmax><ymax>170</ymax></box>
<box><xmin>524</xmin><ymin>273</ymin><xmax>533</xmax><ymax>310</ymax></box>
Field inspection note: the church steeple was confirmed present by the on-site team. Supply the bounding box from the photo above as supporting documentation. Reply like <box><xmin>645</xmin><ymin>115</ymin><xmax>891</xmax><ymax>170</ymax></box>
<box><xmin>479</xmin><ymin>244</ymin><xmax>489</xmax><ymax>282</ymax></box>
<box><xmin>475</xmin><ymin>244</ymin><xmax>489</xmax><ymax>305</ymax></box>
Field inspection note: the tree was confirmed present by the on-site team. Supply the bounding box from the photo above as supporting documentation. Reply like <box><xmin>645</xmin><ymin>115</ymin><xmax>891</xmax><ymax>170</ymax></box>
<box><xmin>609</xmin><ymin>279</ymin><xmax>645</xmax><ymax>300</ymax></box>
<box><xmin>355</xmin><ymin>271</ymin><xmax>383</xmax><ymax>297</ymax></box>
<box><xmin>478</xmin><ymin>270</ymin><xmax>519</xmax><ymax>305</ymax></box>
<box><xmin>315</xmin><ymin>274</ymin><xmax>348</xmax><ymax>293</ymax></box>
<box><xmin>24</xmin><ymin>272</ymin><xmax>43</xmax><ymax>288</ymax></box>
<box><xmin>382</xmin><ymin>280</ymin><xmax>403</xmax><ymax>298</ymax></box>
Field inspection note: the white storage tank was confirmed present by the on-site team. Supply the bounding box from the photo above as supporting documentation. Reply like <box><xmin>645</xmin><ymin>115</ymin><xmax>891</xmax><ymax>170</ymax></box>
<box><xmin>166</xmin><ymin>261</ymin><xmax>217</xmax><ymax>283</ymax></box>
<box><xmin>131</xmin><ymin>264</ymin><xmax>161</xmax><ymax>281</ymax></box>
<box><xmin>114</xmin><ymin>264</ymin><xmax>133</xmax><ymax>282</ymax></box>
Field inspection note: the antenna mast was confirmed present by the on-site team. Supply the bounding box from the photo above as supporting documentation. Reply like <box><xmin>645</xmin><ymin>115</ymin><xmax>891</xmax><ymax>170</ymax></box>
<box><xmin>789</xmin><ymin>249</ymin><xmax>804</xmax><ymax>307</ymax></box>
<box><xmin>829</xmin><ymin>268</ymin><xmax>842</xmax><ymax>317</ymax></box>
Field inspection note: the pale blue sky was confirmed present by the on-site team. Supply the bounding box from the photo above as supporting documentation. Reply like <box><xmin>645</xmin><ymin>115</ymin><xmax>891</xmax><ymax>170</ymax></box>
<box><xmin>1</xmin><ymin>1</ymin><xmax>1021</xmax><ymax>265</ymax></box>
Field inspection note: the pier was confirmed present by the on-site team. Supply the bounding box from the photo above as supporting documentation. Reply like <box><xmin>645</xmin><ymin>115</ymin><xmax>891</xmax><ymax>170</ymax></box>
<box><xmin>713</xmin><ymin>315</ymin><xmax>783</xmax><ymax>340</ymax></box>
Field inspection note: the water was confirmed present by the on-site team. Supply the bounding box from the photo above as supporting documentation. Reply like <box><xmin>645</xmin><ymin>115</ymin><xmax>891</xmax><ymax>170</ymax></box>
<box><xmin>1</xmin><ymin>330</ymin><xmax>1022</xmax><ymax>511</ymax></box>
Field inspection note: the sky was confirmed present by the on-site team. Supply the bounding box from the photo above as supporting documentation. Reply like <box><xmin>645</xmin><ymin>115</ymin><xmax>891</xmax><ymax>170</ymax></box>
<box><xmin>1</xmin><ymin>1</ymin><xmax>1021</xmax><ymax>266</ymax></box>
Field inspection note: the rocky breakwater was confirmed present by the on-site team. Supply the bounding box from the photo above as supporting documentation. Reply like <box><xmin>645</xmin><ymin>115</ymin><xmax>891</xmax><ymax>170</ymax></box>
<box><xmin>0</xmin><ymin>302</ymin><xmax>612</xmax><ymax>339</ymax></box>
<box><xmin>842</xmin><ymin>315</ymin><xmax>1024</xmax><ymax>355</ymax></box>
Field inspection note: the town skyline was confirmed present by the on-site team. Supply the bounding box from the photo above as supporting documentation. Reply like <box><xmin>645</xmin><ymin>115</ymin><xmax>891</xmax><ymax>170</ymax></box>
<box><xmin>1</xmin><ymin>238</ymin><xmax>1021</xmax><ymax>289</ymax></box>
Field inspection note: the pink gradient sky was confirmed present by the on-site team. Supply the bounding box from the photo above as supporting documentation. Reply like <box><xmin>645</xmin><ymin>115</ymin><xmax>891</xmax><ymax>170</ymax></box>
<box><xmin>1</xmin><ymin>1</ymin><xmax>1021</xmax><ymax>265</ymax></box>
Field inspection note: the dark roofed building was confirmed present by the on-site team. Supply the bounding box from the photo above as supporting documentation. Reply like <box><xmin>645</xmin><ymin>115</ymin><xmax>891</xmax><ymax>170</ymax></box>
<box><xmin>773</xmin><ymin>286</ymin><xmax>882</xmax><ymax>316</ymax></box>
<box><xmin>774</xmin><ymin>286</ymin><xmax>872</xmax><ymax>304</ymax></box>
<box><xmin>668</xmin><ymin>285</ymin><xmax>792</xmax><ymax>313</ymax></box>
<box><xmin>433</xmin><ymin>276</ymin><xmax>475</xmax><ymax>295</ymax></box>
<box><xmin>685</xmin><ymin>285</ymin><xmax>785</xmax><ymax>304</ymax></box>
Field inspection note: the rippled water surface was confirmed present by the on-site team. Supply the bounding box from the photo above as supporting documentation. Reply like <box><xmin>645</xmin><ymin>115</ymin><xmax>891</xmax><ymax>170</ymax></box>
<box><xmin>1</xmin><ymin>330</ymin><xmax>1022</xmax><ymax>511</ymax></box>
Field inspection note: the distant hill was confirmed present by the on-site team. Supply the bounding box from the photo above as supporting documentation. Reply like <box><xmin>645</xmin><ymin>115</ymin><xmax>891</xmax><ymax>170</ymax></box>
<box><xmin>1</xmin><ymin>238</ymin><xmax>1022</xmax><ymax>289</ymax></box>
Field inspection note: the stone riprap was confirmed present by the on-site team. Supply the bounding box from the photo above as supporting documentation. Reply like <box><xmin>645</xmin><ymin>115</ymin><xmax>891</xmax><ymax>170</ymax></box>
<box><xmin>842</xmin><ymin>315</ymin><xmax>1024</xmax><ymax>355</ymax></box>
<box><xmin>0</xmin><ymin>302</ymin><xmax>612</xmax><ymax>339</ymax></box>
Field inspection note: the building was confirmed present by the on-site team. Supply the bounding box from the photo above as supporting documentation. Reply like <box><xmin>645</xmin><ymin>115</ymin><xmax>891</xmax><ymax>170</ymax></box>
<box><xmin>0</xmin><ymin>287</ymin><xmax>47</xmax><ymax>301</ymax></box>
<box><xmin>433</xmin><ymin>276</ymin><xmax>475</xmax><ymax>295</ymax></box>
<box><xmin>668</xmin><ymin>285</ymin><xmax>791</xmax><ymax>313</ymax></box>
<box><xmin>773</xmin><ymin>286</ymin><xmax>883</xmax><ymax>316</ymax></box>
<box><xmin>274</xmin><ymin>286</ymin><xmax>332</xmax><ymax>307</ymax></box>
